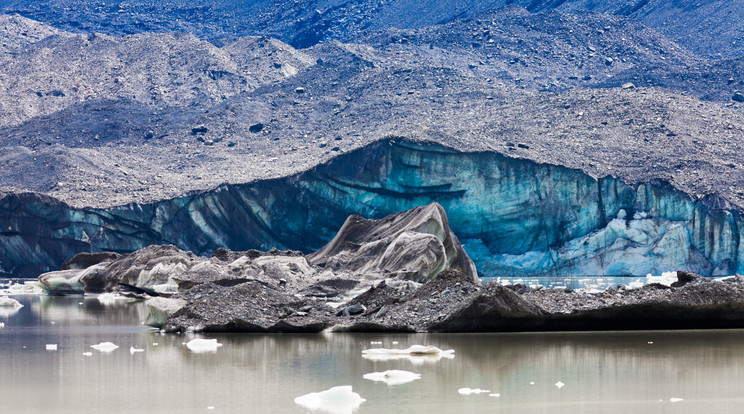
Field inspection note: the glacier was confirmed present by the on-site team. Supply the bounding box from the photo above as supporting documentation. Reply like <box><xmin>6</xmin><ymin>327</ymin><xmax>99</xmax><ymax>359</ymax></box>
<box><xmin>1</xmin><ymin>139</ymin><xmax>743</xmax><ymax>278</ymax></box>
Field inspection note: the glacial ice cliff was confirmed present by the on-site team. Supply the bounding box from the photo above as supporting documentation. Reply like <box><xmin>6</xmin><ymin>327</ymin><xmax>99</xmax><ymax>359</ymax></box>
<box><xmin>2</xmin><ymin>139</ymin><xmax>742</xmax><ymax>278</ymax></box>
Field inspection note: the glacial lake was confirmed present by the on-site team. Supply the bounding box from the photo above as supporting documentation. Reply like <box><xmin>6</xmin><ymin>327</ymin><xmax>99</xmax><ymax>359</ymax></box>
<box><xmin>3</xmin><ymin>294</ymin><xmax>744</xmax><ymax>413</ymax></box>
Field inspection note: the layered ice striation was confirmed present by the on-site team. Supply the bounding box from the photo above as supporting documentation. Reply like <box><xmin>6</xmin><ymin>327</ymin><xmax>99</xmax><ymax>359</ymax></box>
<box><xmin>2</xmin><ymin>139</ymin><xmax>743</xmax><ymax>277</ymax></box>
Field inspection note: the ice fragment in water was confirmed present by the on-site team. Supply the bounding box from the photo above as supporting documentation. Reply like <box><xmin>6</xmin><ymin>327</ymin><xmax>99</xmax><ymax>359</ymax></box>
<box><xmin>529</xmin><ymin>381</ymin><xmax>535</xmax><ymax>385</ymax></box>
<box><xmin>90</xmin><ymin>342</ymin><xmax>119</xmax><ymax>352</ymax></box>
<box><xmin>130</xmin><ymin>346</ymin><xmax>144</xmax><ymax>354</ymax></box>
<box><xmin>555</xmin><ymin>381</ymin><xmax>565</xmax><ymax>389</ymax></box>
<box><xmin>186</xmin><ymin>338</ymin><xmax>223</xmax><ymax>353</ymax></box>
<box><xmin>362</xmin><ymin>345</ymin><xmax>455</xmax><ymax>365</ymax></box>
<box><xmin>363</xmin><ymin>370</ymin><xmax>421</xmax><ymax>386</ymax></box>
<box><xmin>97</xmin><ymin>293</ymin><xmax>136</xmax><ymax>305</ymax></box>
<box><xmin>0</xmin><ymin>322</ymin><xmax>4</xmax><ymax>328</ymax></box>
<box><xmin>0</xmin><ymin>296</ymin><xmax>23</xmax><ymax>317</ymax></box>
<box><xmin>670</xmin><ymin>398</ymin><xmax>683</xmax><ymax>403</ymax></box>
<box><xmin>458</xmin><ymin>388</ymin><xmax>491</xmax><ymax>395</ymax></box>
<box><xmin>489</xmin><ymin>393</ymin><xmax>501</xmax><ymax>398</ymax></box>
<box><xmin>46</xmin><ymin>344</ymin><xmax>57</xmax><ymax>351</ymax></box>
<box><xmin>294</xmin><ymin>385</ymin><xmax>365</xmax><ymax>414</ymax></box>
<box><xmin>82</xmin><ymin>352</ymin><xmax>92</xmax><ymax>357</ymax></box>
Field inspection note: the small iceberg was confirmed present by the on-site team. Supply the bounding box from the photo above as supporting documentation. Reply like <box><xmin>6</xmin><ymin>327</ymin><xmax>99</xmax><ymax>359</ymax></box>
<box><xmin>363</xmin><ymin>370</ymin><xmax>421</xmax><ymax>386</ymax></box>
<box><xmin>458</xmin><ymin>388</ymin><xmax>491</xmax><ymax>395</ymax></box>
<box><xmin>0</xmin><ymin>281</ymin><xmax>43</xmax><ymax>295</ymax></box>
<box><xmin>97</xmin><ymin>293</ymin><xmax>136</xmax><ymax>306</ymax></box>
<box><xmin>362</xmin><ymin>345</ymin><xmax>455</xmax><ymax>365</ymax></box>
<box><xmin>90</xmin><ymin>342</ymin><xmax>119</xmax><ymax>352</ymax></box>
<box><xmin>294</xmin><ymin>385</ymin><xmax>365</xmax><ymax>414</ymax></box>
<box><xmin>0</xmin><ymin>296</ymin><xmax>23</xmax><ymax>308</ymax></box>
<box><xmin>46</xmin><ymin>344</ymin><xmax>58</xmax><ymax>351</ymax></box>
<box><xmin>629</xmin><ymin>271</ymin><xmax>679</xmax><ymax>289</ymax></box>
<box><xmin>670</xmin><ymin>398</ymin><xmax>684</xmax><ymax>403</ymax></box>
<box><xmin>130</xmin><ymin>346</ymin><xmax>144</xmax><ymax>355</ymax></box>
<box><xmin>0</xmin><ymin>296</ymin><xmax>23</xmax><ymax>317</ymax></box>
<box><xmin>555</xmin><ymin>381</ymin><xmax>565</xmax><ymax>389</ymax></box>
<box><xmin>82</xmin><ymin>352</ymin><xmax>92</xmax><ymax>357</ymax></box>
<box><xmin>186</xmin><ymin>338</ymin><xmax>223</xmax><ymax>353</ymax></box>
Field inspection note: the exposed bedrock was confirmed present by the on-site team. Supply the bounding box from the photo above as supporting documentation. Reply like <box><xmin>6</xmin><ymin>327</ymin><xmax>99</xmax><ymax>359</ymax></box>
<box><xmin>3</xmin><ymin>139</ymin><xmax>744</xmax><ymax>277</ymax></box>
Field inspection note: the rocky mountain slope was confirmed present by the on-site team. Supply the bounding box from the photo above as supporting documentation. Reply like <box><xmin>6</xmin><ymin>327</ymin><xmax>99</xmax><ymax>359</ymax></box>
<box><xmin>2</xmin><ymin>0</ymin><xmax>743</xmax><ymax>58</ymax></box>
<box><xmin>2</xmin><ymin>3</ymin><xmax>744</xmax><ymax>278</ymax></box>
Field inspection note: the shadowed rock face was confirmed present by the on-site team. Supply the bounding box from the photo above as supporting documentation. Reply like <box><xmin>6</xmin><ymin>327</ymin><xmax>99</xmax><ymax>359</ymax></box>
<box><xmin>7</xmin><ymin>140</ymin><xmax>744</xmax><ymax>278</ymax></box>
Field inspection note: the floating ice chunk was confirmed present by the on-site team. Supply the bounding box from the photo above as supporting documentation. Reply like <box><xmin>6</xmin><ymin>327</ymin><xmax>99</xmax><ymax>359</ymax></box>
<box><xmin>362</xmin><ymin>345</ymin><xmax>455</xmax><ymax>365</ymax></box>
<box><xmin>458</xmin><ymin>388</ymin><xmax>491</xmax><ymax>395</ymax></box>
<box><xmin>46</xmin><ymin>344</ymin><xmax>58</xmax><ymax>351</ymax></box>
<box><xmin>97</xmin><ymin>293</ymin><xmax>136</xmax><ymax>306</ymax></box>
<box><xmin>0</xmin><ymin>281</ymin><xmax>43</xmax><ymax>295</ymax></box>
<box><xmin>294</xmin><ymin>385</ymin><xmax>365</xmax><ymax>414</ymax></box>
<box><xmin>90</xmin><ymin>342</ymin><xmax>119</xmax><ymax>352</ymax></box>
<box><xmin>392</xmin><ymin>341</ymin><xmax>398</xmax><ymax>345</ymax></box>
<box><xmin>82</xmin><ymin>352</ymin><xmax>93</xmax><ymax>357</ymax></box>
<box><xmin>153</xmin><ymin>343</ymin><xmax>159</xmax><ymax>346</ymax></box>
<box><xmin>0</xmin><ymin>322</ymin><xmax>4</xmax><ymax>328</ymax></box>
<box><xmin>489</xmin><ymin>393</ymin><xmax>501</xmax><ymax>398</ymax></box>
<box><xmin>0</xmin><ymin>296</ymin><xmax>23</xmax><ymax>308</ymax></box>
<box><xmin>0</xmin><ymin>296</ymin><xmax>23</xmax><ymax>317</ymax></box>
<box><xmin>529</xmin><ymin>381</ymin><xmax>535</xmax><ymax>385</ymax></box>
<box><xmin>363</xmin><ymin>370</ymin><xmax>421</xmax><ymax>386</ymax></box>
<box><xmin>130</xmin><ymin>346</ymin><xmax>144</xmax><ymax>354</ymax></box>
<box><xmin>370</xmin><ymin>341</ymin><xmax>382</xmax><ymax>345</ymax></box>
<box><xmin>207</xmin><ymin>407</ymin><xmax>215</xmax><ymax>410</ymax></box>
<box><xmin>555</xmin><ymin>381</ymin><xmax>565</xmax><ymax>389</ymax></box>
<box><xmin>648</xmin><ymin>341</ymin><xmax>654</xmax><ymax>344</ymax></box>
<box><xmin>634</xmin><ymin>271</ymin><xmax>678</xmax><ymax>288</ymax></box>
<box><xmin>186</xmin><ymin>338</ymin><xmax>223</xmax><ymax>353</ymax></box>
<box><xmin>670</xmin><ymin>398</ymin><xmax>683</xmax><ymax>403</ymax></box>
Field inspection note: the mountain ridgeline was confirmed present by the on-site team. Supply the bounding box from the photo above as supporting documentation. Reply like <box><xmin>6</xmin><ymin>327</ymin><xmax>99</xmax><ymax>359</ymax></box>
<box><xmin>2</xmin><ymin>140</ymin><xmax>742</xmax><ymax>278</ymax></box>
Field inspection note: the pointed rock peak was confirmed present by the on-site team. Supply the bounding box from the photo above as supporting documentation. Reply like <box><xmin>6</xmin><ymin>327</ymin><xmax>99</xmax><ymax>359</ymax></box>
<box><xmin>308</xmin><ymin>202</ymin><xmax>478</xmax><ymax>283</ymax></box>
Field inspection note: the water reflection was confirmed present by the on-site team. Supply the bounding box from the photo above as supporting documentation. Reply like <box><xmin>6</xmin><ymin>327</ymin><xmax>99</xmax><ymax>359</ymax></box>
<box><xmin>1</xmin><ymin>296</ymin><xmax>744</xmax><ymax>413</ymax></box>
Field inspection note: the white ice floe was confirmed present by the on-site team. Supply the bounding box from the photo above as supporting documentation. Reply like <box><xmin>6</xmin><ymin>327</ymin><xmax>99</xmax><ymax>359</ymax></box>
<box><xmin>130</xmin><ymin>346</ymin><xmax>144</xmax><ymax>354</ymax></box>
<box><xmin>629</xmin><ymin>271</ymin><xmax>679</xmax><ymax>289</ymax></box>
<box><xmin>670</xmin><ymin>398</ymin><xmax>684</xmax><ymax>403</ymax></box>
<box><xmin>0</xmin><ymin>296</ymin><xmax>23</xmax><ymax>308</ymax></box>
<box><xmin>82</xmin><ymin>352</ymin><xmax>92</xmax><ymax>357</ymax></box>
<box><xmin>489</xmin><ymin>393</ymin><xmax>501</xmax><ymax>398</ymax></box>
<box><xmin>46</xmin><ymin>344</ymin><xmax>58</xmax><ymax>351</ymax></box>
<box><xmin>186</xmin><ymin>338</ymin><xmax>223</xmax><ymax>353</ymax></box>
<box><xmin>529</xmin><ymin>381</ymin><xmax>535</xmax><ymax>385</ymax></box>
<box><xmin>97</xmin><ymin>293</ymin><xmax>136</xmax><ymax>306</ymax></box>
<box><xmin>0</xmin><ymin>281</ymin><xmax>44</xmax><ymax>295</ymax></box>
<box><xmin>0</xmin><ymin>296</ymin><xmax>23</xmax><ymax>317</ymax></box>
<box><xmin>555</xmin><ymin>381</ymin><xmax>565</xmax><ymax>389</ymax></box>
<box><xmin>458</xmin><ymin>388</ymin><xmax>491</xmax><ymax>395</ymax></box>
<box><xmin>294</xmin><ymin>385</ymin><xmax>365</xmax><ymax>414</ymax></box>
<box><xmin>363</xmin><ymin>370</ymin><xmax>421</xmax><ymax>386</ymax></box>
<box><xmin>0</xmin><ymin>322</ymin><xmax>4</xmax><ymax>328</ymax></box>
<box><xmin>370</xmin><ymin>341</ymin><xmax>382</xmax><ymax>345</ymax></box>
<box><xmin>361</xmin><ymin>345</ymin><xmax>455</xmax><ymax>365</ymax></box>
<box><xmin>90</xmin><ymin>342</ymin><xmax>119</xmax><ymax>352</ymax></box>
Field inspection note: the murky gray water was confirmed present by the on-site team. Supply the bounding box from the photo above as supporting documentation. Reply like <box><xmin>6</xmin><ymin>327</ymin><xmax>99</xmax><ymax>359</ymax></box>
<box><xmin>2</xmin><ymin>295</ymin><xmax>744</xmax><ymax>413</ymax></box>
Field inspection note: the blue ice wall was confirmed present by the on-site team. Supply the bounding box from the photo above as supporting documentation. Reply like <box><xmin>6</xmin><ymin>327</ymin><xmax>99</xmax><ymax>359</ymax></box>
<box><xmin>1</xmin><ymin>140</ymin><xmax>741</xmax><ymax>277</ymax></box>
